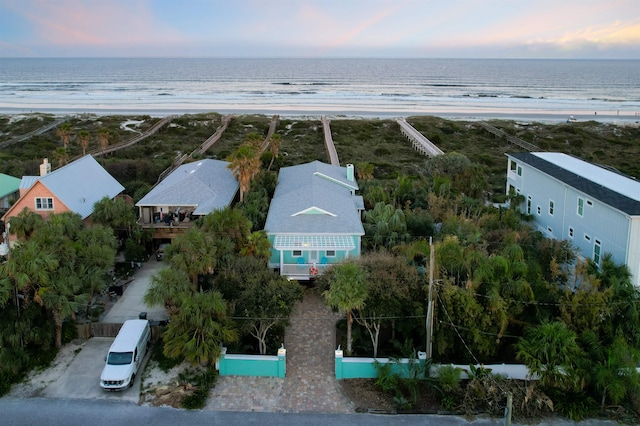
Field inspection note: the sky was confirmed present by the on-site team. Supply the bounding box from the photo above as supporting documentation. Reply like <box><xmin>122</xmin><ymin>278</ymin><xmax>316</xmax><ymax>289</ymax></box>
<box><xmin>0</xmin><ymin>0</ymin><xmax>638</xmax><ymax>59</ymax></box>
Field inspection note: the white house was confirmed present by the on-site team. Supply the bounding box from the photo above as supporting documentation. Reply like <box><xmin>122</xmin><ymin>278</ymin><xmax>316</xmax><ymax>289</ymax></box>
<box><xmin>505</xmin><ymin>152</ymin><xmax>640</xmax><ymax>286</ymax></box>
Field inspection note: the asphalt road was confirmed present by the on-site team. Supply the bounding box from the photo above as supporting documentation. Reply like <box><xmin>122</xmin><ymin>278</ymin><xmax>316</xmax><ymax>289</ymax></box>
<box><xmin>0</xmin><ymin>398</ymin><xmax>620</xmax><ymax>426</ymax></box>
<box><xmin>0</xmin><ymin>398</ymin><xmax>499</xmax><ymax>426</ymax></box>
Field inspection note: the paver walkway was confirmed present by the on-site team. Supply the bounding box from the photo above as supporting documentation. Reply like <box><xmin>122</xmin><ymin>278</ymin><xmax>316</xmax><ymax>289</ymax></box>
<box><xmin>206</xmin><ymin>289</ymin><xmax>353</xmax><ymax>413</ymax></box>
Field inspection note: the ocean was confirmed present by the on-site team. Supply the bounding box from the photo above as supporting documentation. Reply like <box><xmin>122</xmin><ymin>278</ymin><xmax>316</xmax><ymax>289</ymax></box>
<box><xmin>1</xmin><ymin>58</ymin><xmax>639</xmax><ymax>122</ymax></box>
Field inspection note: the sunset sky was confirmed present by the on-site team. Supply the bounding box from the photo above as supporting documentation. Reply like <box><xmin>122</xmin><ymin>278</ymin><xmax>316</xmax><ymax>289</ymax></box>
<box><xmin>1</xmin><ymin>0</ymin><xmax>638</xmax><ymax>59</ymax></box>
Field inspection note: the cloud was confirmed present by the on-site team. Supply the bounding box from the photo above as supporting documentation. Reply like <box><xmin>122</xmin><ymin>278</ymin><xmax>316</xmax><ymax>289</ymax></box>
<box><xmin>5</xmin><ymin>0</ymin><xmax>186</xmax><ymax>52</ymax></box>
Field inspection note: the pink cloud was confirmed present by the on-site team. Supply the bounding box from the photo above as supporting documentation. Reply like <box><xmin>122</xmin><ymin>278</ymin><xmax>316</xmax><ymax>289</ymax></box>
<box><xmin>6</xmin><ymin>0</ymin><xmax>185</xmax><ymax>48</ymax></box>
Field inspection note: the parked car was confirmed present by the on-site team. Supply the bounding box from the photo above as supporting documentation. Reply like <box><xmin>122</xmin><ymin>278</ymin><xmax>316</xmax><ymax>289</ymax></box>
<box><xmin>156</xmin><ymin>243</ymin><xmax>170</xmax><ymax>261</ymax></box>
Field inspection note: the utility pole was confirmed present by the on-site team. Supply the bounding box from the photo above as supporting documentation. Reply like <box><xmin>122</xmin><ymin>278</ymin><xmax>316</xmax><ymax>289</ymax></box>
<box><xmin>426</xmin><ymin>236</ymin><xmax>435</xmax><ymax>359</ymax></box>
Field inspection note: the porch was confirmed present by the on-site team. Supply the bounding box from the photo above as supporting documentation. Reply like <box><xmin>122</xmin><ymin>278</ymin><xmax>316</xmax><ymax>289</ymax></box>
<box><xmin>280</xmin><ymin>262</ymin><xmax>331</xmax><ymax>280</ymax></box>
<box><xmin>272</xmin><ymin>234</ymin><xmax>356</xmax><ymax>281</ymax></box>
<box><xmin>137</xmin><ymin>205</ymin><xmax>197</xmax><ymax>239</ymax></box>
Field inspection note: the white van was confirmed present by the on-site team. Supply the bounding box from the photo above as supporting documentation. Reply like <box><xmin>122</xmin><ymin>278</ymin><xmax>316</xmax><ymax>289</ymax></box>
<box><xmin>100</xmin><ymin>319</ymin><xmax>151</xmax><ymax>391</ymax></box>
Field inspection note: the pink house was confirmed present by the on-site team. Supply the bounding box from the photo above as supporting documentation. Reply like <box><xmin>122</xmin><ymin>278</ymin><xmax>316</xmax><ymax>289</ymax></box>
<box><xmin>2</xmin><ymin>156</ymin><xmax>124</xmax><ymax>237</ymax></box>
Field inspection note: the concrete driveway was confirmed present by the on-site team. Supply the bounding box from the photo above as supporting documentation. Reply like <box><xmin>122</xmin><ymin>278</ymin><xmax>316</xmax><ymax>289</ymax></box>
<box><xmin>42</xmin><ymin>337</ymin><xmax>145</xmax><ymax>401</ymax></box>
<box><xmin>102</xmin><ymin>260</ymin><xmax>169</xmax><ymax>324</ymax></box>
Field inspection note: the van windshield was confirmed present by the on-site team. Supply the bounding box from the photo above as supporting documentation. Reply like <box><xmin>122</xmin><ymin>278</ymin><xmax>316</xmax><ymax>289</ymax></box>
<box><xmin>107</xmin><ymin>352</ymin><xmax>133</xmax><ymax>365</ymax></box>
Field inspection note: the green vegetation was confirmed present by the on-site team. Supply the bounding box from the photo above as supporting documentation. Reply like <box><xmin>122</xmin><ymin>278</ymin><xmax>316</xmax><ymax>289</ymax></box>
<box><xmin>2</xmin><ymin>113</ymin><xmax>640</xmax><ymax>420</ymax></box>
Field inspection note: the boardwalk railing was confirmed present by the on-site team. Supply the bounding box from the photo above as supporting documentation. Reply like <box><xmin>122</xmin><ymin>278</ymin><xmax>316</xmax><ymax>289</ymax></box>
<box><xmin>81</xmin><ymin>115</ymin><xmax>176</xmax><ymax>160</ymax></box>
<box><xmin>0</xmin><ymin>116</ymin><xmax>68</xmax><ymax>148</ymax></box>
<box><xmin>155</xmin><ymin>114</ymin><xmax>233</xmax><ymax>184</ymax></box>
<box><xmin>478</xmin><ymin>122</ymin><xmax>541</xmax><ymax>152</ymax></box>
<box><xmin>260</xmin><ymin>115</ymin><xmax>280</xmax><ymax>153</ymax></box>
<box><xmin>321</xmin><ymin>116</ymin><xmax>340</xmax><ymax>166</ymax></box>
<box><xmin>396</xmin><ymin>118</ymin><xmax>444</xmax><ymax>157</ymax></box>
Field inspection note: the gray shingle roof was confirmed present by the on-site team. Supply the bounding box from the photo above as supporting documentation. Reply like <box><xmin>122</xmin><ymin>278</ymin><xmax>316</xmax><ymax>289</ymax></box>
<box><xmin>135</xmin><ymin>159</ymin><xmax>238</xmax><ymax>215</ymax></box>
<box><xmin>508</xmin><ymin>152</ymin><xmax>640</xmax><ymax>215</ymax></box>
<box><xmin>265</xmin><ymin>161</ymin><xmax>364</xmax><ymax>235</ymax></box>
<box><xmin>31</xmin><ymin>155</ymin><xmax>124</xmax><ymax>219</ymax></box>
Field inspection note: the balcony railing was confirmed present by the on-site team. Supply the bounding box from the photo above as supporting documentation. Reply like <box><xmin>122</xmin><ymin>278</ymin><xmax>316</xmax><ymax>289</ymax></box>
<box><xmin>280</xmin><ymin>262</ymin><xmax>330</xmax><ymax>280</ymax></box>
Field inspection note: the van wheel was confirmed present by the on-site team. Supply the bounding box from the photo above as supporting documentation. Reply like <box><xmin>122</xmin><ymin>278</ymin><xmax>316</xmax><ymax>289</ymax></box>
<box><xmin>129</xmin><ymin>373</ymin><xmax>135</xmax><ymax>388</ymax></box>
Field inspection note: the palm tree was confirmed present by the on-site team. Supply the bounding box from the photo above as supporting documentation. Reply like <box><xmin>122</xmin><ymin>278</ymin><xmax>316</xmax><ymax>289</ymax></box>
<box><xmin>144</xmin><ymin>268</ymin><xmax>192</xmax><ymax>315</ymax></box>
<box><xmin>97</xmin><ymin>127</ymin><xmax>110</xmax><ymax>152</ymax></box>
<box><xmin>77</xmin><ymin>129</ymin><xmax>91</xmax><ymax>156</ymax></box>
<box><xmin>227</xmin><ymin>143</ymin><xmax>260</xmax><ymax>202</ymax></box>
<box><xmin>8</xmin><ymin>208</ymin><xmax>44</xmax><ymax>241</ymax></box>
<box><xmin>267</xmin><ymin>133</ymin><xmax>282</xmax><ymax>170</ymax></box>
<box><xmin>35</xmin><ymin>268</ymin><xmax>88</xmax><ymax>349</ymax></box>
<box><xmin>162</xmin><ymin>290</ymin><xmax>238</xmax><ymax>365</ymax></box>
<box><xmin>53</xmin><ymin>147</ymin><xmax>69</xmax><ymax>167</ymax></box>
<box><xmin>167</xmin><ymin>228</ymin><xmax>217</xmax><ymax>291</ymax></box>
<box><xmin>92</xmin><ymin>196</ymin><xmax>137</xmax><ymax>236</ymax></box>
<box><xmin>516</xmin><ymin>321</ymin><xmax>583</xmax><ymax>390</ymax></box>
<box><xmin>55</xmin><ymin>122</ymin><xmax>73</xmax><ymax>149</ymax></box>
<box><xmin>356</xmin><ymin>162</ymin><xmax>374</xmax><ymax>182</ymax></box>
<box><xmin>323</xmin><ymin>262</ymin><xmax>368</xmax><ymax>355</ymax></box>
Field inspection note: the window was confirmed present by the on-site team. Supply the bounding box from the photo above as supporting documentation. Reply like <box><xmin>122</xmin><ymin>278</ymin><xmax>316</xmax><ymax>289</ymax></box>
<box><xmin>292</xmin><ymin>250</ymin><xmax>302</xmax><ymax>257</ymax></box>
<box><xmin>510</xmin><ymin>160</ymin><xmax>517</xmax><ymax>172</ymax></box>
<box><xmin>325</xmin><ymin>250</ymin><xmax>336</xmax><ymax>257</ymax></box>
<box><xmin>517</xmin><ymin>166</ymin><xmax>522</xmax><ymax>176</ymax></box>
<box><xmin>569</xmin><ymin>227</ymin><xmax>574</xmax><ymax>238</ymax></box>
<box><xmin>35</xmin><ymin>197</ymin><xmax>53</xmax><ymax>210</ymax></box>
<box><xmin>548</xmin><ymin>200</ymin><xmax>554</xmax><ymax>216</ymax></box>
<box><xmin>585</xmin><ymin>234</ymin><xmax>591</xmax><ymax>242</ymax></box>
<box><xmin>594</xmin><ymin>240</ymin><xmax>602</xmax><ymax>265</ymax></box>
<box><xmin>536</xmin><ymin>205</ymin><xmax>541</xmax><ymax>215</ymax></box>
<box><xmin>547</xmin><ymin>227</ymin><xmax>553</xmax><ymax>234</ymax></box>
<box><xmin>586</xmin><ymin>200</ymin><xmax>593</xmax><ymax>206</ymax></box>
<box><xmin>526</xmin><ymin>196</ymin><xmax>532</xmax><ymax>214</ymax></box>
<box><xmin>577</xmin><ymin>197</ymin><xmax>584</xmax><ymax>216</ymax></box>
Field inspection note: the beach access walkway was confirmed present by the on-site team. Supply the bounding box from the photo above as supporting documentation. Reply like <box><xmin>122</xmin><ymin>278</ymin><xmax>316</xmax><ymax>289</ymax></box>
<box><xmin>320</xmin><ymin>116</ymin><xmax>340</xmax><ymax>166</ymax></box>
<box><xmin>86</xmin><ymin>115</ymin><xmax>175</xmax><ymax>160</ymax></box>
<box><xmin>259</xmin><ymin>115</ymin><xmax>280</xmax><ymax>153</ymax></box>
<box><xmin>155</xmin><ymin>114</ymin><xmax>233</xmax><ymax>184</ymax></box>
<box><xmin>478</xmin><ymin>121</ymin><xmax>541</xmax><ymax>152</ymax></box>
<box><xmin>0</xmin><ymin>116</ymin><xmax>68</xmax><ymax>149</ymax></box>
<box><xmin>396</xmin><ymin>118</ymin><xmax>444</xmax><ymax>157</ymax></box>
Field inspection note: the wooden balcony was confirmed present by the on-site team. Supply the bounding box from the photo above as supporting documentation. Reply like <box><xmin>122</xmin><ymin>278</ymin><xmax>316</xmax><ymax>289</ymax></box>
<box><xmin>139</xmin><ymin>220</ymin><xmax>195</xmax><ymax>240</ymax></box>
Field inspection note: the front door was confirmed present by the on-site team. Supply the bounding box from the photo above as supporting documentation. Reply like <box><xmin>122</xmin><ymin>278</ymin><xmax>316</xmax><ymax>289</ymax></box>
<box><xmin>309</xmin><ymin>250</ymin><xmax>319</xmax><ymax>265</ymax></box>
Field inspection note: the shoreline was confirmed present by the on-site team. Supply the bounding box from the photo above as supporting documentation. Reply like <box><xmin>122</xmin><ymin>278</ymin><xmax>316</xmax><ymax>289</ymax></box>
<box><xmin>1</xmin><ymin>107</ymin><xmax>639</xmax><ymax>126</ymax></box>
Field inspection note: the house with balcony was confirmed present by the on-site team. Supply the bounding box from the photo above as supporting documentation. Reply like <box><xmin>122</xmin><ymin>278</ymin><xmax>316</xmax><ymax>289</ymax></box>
<box><xmin>135</xmin><ymin>159</ymin><xmax>238</xmax><ymax>241</ymax></box>
<box><xmin>505</xmin><ymin>152</ymin><xmax>640</xmax><ymax>286</ymax></box>
<box><xmin>265</xmin><ymin>161</ymin><xmax>365</xmax><ymax>280</ymax></box>
<box><xmin>2</xmin><ymin>156</ymin><xmax>124</xmax><ymax>238</ymax></box>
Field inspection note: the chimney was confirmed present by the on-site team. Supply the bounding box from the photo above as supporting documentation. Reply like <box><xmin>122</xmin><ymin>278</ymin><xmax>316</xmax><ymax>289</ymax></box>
<box><xmin>40</xmin><ymin>158</ymin><xmax>51</xmax><ymax>176</ymax></box>
<box><xmin>346</xmin><ymin>163</ymin><xmax>354</xmax><ymax>182</ymax></box>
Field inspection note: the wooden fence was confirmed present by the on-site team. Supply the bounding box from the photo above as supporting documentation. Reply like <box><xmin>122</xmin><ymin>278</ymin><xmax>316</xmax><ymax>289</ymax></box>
<box><xmin>76</xmin><ymin>322</ymin><xmax>165</xmax><ymax>340</ymax></box>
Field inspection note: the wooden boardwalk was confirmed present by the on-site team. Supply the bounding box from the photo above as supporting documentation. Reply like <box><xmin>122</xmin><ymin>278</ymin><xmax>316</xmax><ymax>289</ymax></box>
<box><xmin>478</xmin><ymin>122</ymin><xmax>541</xmax><ymax>152</ymax></box>
<box><xmin>85</xmin><ymin>115</ymin><xmax>175</xmax><ymax>159</ymax></box>
<box><xmin>396</xmin><ymin>118</ymin><xmax>444</xmax><ymax>157</ymax></box>
<box><xmin>320</xmin><ymin>116</ymin><xmax>340</xmax><ymax>166</ymax></box>
<box><xmin>191</xmin><ymin>114</ymin><xmax>234</xmax><ymax>156</ymax></box>
<box><xmin>156</xmin><ymin>114</ymin><xmax>234</xmax><ymax>184</ymax></box>
<box><xmin>260</xmin><ymin>115</ymin><xmax>280</xmax><ymax>153</ymax></box>
<box><xmin>0</xmin><ymin>116</ymin><xmax>68</xmax><ymax>148</ymax></box>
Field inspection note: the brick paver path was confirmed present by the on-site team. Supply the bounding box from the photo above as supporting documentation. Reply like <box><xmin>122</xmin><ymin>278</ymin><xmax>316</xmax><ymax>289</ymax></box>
<box><xmin>206</xmin><ymin>289</ymin><xmax>353</xmax><ymax>413</ymax></box>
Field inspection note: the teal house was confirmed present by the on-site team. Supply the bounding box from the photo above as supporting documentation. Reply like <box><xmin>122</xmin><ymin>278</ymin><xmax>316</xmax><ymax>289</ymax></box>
<box><xmin>265</xmin><ymin>161</ymin><xmax>365</xmax><ymax>280</ymax></box>
<box><xmin>0</xmin><ymin>173</ymin><xmax>21</xmax><ymax>211</ymax></box>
